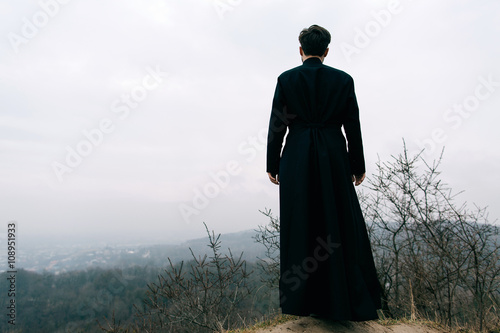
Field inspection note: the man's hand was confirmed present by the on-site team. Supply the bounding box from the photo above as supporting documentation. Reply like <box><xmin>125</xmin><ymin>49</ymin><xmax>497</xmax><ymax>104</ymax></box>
<box><xmin>268</xmin><ymin>172</ymin><xmax>279</xmax><ymax>185</ymax></box>
<box><xmin>352</xmin><ymin>173</ymin><xmax>365</xmax><ymax>186</ymax></box>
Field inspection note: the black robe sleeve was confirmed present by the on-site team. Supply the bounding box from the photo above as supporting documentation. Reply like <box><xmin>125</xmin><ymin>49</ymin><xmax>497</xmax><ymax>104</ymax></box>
<box><xmin>266</xmin><ymin>79</ymin><xmax>288</xmax><ymax>176</ymax></box>
<box><xmin>342</xmin><ymin>76</ymin><xmax>366</xmax><ymax>176</ymax></box>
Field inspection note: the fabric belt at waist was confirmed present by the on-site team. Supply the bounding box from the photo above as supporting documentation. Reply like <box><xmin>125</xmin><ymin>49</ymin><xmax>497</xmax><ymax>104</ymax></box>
<box><xmin>289</xmin><ymin>122</ymin><xmax>341</xmax><ymax>130</ymax></box>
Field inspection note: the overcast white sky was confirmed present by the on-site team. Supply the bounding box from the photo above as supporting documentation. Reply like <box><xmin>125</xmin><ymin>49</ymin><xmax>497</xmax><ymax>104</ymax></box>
<box><xmin>1</xmin><ymin>0</ymin><xmax>499</xmax><ymax>247</ymax></box>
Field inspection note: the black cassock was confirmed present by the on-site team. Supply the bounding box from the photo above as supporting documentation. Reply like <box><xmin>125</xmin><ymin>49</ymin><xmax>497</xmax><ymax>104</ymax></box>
<box><xmin>266</xmin><ymin>57</ymin><xmax>381</xmax><ymax>321</ymax></box>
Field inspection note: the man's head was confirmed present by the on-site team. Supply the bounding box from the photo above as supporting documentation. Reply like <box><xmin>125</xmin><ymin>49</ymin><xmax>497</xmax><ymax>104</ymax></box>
<box><xmin>298</xmin><ymin>25</ymin><xmax>331</xmax><ymax>60</ymax></box>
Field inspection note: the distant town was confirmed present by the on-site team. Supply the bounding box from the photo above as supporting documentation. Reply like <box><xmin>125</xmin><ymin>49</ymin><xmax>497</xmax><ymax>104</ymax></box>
<box><xmin>0</xmin><ymin>229</ymin><xmax>263</xmax><ymax>274</ymax></box>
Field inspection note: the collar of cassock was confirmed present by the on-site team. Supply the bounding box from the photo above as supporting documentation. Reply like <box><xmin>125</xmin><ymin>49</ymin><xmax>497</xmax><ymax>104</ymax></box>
<box><xmin>302</xmin><ymin>57</ymin><xmax>324</xmax><ymax>66</ymax></box>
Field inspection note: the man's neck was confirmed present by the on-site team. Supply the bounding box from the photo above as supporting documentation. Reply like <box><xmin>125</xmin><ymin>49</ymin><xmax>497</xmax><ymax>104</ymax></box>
<box><xmin>301</xmin><ymin>55</ymin><xmax>324</xmax><ymax>63</ymax></box>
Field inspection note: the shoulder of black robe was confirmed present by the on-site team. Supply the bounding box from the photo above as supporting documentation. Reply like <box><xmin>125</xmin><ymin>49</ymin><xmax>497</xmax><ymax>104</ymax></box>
<box><xmin>266</xmin><ymin>62</ymin><xmax>308</xmax><ymax>176</ymax></box>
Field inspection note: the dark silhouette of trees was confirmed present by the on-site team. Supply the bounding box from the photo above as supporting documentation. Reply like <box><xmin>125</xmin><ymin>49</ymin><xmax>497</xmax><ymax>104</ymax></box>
<box><xmin>359</xmin><ymin>142</ymin><xmax>500</xmax><ymax>332</ymax></box>
<box><xmin>254</xmin><ymin>209</ymin><xmax>280</xmax><ymax>291</ymax></box>
<box><xmin>100</xmin><ymin>223</ymin><xmax>254</xmax><ymax>333</ymax></box>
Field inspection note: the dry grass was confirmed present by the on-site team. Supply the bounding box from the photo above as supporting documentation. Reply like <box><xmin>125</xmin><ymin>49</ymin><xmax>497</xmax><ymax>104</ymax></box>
<box><xmin>225</xmin><ymin>313</ymin><xmax>491</xmax><ymax>333</ymax></box>
<box><xmin>378</xmin><ymin>316</ymin><xmax>448</xmax><ymax>330</ymax></box>
<box><xmin>225</xmin><ymin>314</ymin><xmax>298</xmax><ymax>333</ymax></box>
<box><xmin>225</xmin><ymin>309</ymin><xmax>500</xmax><ymax>333</ymax></box>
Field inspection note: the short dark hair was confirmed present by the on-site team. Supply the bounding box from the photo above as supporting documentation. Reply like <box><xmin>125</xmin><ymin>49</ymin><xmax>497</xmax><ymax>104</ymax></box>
<box><xmin>298</xmin><ymin>25</ymin><xmax>331</xmax><ymax>56</ymax></box>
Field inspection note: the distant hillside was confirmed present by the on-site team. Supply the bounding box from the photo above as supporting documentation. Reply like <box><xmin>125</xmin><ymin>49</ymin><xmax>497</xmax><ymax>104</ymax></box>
<box><xmin>179</xmin><ymin>229</ymin><xmax>264</xmax><ymax>259</ymax></box>
<box><xmin>7</xmin><ymin>229</ymin><xmax>265</xmax><ymax>274</ymax></box>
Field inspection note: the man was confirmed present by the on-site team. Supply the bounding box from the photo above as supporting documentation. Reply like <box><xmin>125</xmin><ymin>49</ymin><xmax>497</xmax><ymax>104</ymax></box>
<box><xmin>266</xmin><ymin>25</ymin><xmax>381</xmax><ymax>321</ymax></box>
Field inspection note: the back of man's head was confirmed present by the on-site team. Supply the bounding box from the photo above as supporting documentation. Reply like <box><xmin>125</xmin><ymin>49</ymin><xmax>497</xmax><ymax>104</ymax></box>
<box><xmin>298</xmin><ymin>25</ymin><xmax>331</xmax><ymax>56</ymax></box>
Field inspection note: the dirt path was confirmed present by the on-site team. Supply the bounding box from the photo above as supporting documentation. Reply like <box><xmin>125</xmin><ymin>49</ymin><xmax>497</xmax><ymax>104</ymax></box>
<box><xmin>252</xmin><ymin>317</ymin><xmax>449</xmax><ymax>333</ymax></box>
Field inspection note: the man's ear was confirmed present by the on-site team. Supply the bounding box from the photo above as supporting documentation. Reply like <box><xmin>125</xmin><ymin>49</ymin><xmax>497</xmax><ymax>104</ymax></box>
<box><xmin>323</xmin><ymin>48</ymin><xmax>329</xmax><ymax>57</ymax></box>
<box><xmin>299</xmin><ymin>46</ymin><xmax>304</xmax><ymax>56</ymax></box>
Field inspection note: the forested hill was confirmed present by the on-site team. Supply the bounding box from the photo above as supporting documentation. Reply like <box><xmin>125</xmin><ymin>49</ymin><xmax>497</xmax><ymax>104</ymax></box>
<box><xmin>0</xmin><ymin>228</ymin><xmax>270</xmax><ymax>333</ymax></box>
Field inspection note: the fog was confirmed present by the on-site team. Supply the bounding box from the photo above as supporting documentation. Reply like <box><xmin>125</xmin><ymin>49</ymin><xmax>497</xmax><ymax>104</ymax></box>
<box><xmin>1</xmin><ymin>0</ymin><xmax>499</xmax><ymax>247</ymax></box>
